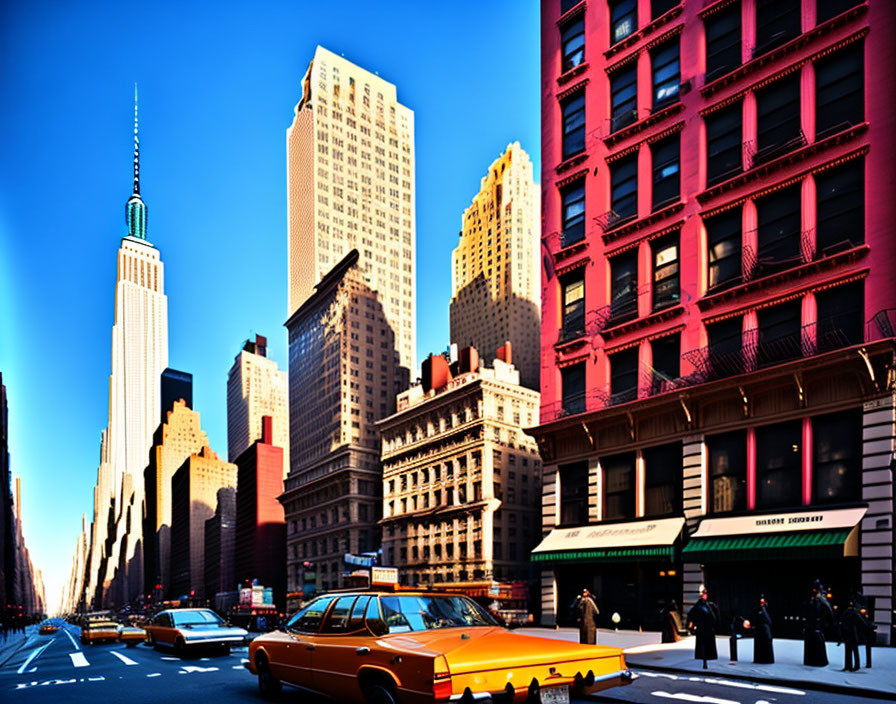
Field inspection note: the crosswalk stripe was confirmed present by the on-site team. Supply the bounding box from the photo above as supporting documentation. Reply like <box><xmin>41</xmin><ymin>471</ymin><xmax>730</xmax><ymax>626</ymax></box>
<box><xmin>111</xmin><ymin>651</ymin><xmax>138</xmax><ymax>666</ymax></box>
<box><xmin>69</xmin><ymin>652</ymin><xmax>90</xmax><ymax>668</ymax></box>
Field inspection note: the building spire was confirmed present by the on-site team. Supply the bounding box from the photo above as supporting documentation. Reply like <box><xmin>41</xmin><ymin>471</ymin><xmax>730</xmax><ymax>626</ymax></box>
<box><xmin>126</xmin><ymin>83</ymin><xmax>148</xmax><ymax>240</ymax></box>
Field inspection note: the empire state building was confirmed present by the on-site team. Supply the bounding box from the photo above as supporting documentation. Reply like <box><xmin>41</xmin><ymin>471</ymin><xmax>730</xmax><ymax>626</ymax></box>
<box><xmin>85</xmin><ymin>91</ymin><xmax>169</xmax><ymax>607</ymax></box>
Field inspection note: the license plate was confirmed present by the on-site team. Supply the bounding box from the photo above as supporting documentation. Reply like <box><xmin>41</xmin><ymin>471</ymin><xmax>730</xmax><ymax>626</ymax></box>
<box><xmin>540</xmin><ymin>685</ymin><xmax>570</xmax><ymax>704</ymax></box>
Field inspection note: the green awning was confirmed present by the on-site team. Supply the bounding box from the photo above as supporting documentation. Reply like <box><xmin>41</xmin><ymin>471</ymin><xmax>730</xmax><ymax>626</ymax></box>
<box><xmin>532</xmin><ymin>546</ymin><xmax>675</xmax><ymax>564</ymax></box>
<box><xmin>682</xmin><ymin>528</ymin><xmax>855</xmax><ymax>562</ymax></box>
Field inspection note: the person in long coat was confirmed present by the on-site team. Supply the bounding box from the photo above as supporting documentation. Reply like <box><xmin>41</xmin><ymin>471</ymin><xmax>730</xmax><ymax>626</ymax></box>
<box><xmin>687</xmin><ymin>592</ymin><xmax>719</xmax><ymax>669</ymax></box>
<box><xmin>661</xmin><ymin>600</ymin><xmax>682</xmax><ymax>643</ymax></box>
<box><xmin>839</xmin><ymin>601</ymin><xmax>863</xmax><ymax>671</ymax></box>
<box><xmin>803</xmin><ymin>582</ymin><xmax>834</xmax><ymax>666</ymax></box>
<box><xmin>752</xmin><ymin>596</ymin><xmax>774</xmax><ymax>664</ymax></box>
<box><xmin>575</xmin><ymin>589</ymin><xmax>600</xmax><ymax>645</ymax></box>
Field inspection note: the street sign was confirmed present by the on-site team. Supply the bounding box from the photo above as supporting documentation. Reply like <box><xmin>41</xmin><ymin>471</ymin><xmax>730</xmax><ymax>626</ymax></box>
<box><xmin>371</xmin><ymin>567</ymin><xmax>398</xmax><ymax>585</ymax></box>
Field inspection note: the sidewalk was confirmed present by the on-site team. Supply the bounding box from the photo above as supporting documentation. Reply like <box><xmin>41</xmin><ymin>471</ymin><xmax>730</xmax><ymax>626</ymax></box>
<box><xmin>0</xmin><ymin>626</ymin><xmax>37</xmax><ymax>667</ymax></box>
<box><xmin>515</xmin><ymin>627</ymin><xmax>896</xmax><ymax>699</ymax></box>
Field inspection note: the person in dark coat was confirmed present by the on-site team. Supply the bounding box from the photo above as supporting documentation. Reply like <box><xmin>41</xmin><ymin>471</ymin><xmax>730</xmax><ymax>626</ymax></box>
<box><xmin>803</xmin><ymin>581</ymin><xmax>834</xmax><ymax>666</ymax></box>
<box><xmin>838</xmin><ymin>601</ymin><xmax>863</xmax><ymax>671</ymax></box>
<box><xmin>753</xmin><ymin>596</ymin><xmax>774</xmax><ymax>664</ymax></box>
<box><xmin>661</xmin><ymin>600</ymin><xmax>682</xmax><ymax>643</ymax></box>
<box><xmin>687</xmin><ymin>591</ymin><xmax>719</xmax><ymax>669</ymax></box>
<box><xmin>574</xmin><ymin>589</ymin><xmax>600</xmax><ymax>645</ymax></box>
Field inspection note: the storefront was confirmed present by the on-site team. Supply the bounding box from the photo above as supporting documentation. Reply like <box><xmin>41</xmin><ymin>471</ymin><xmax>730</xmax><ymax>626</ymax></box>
<box><xmin>683</xmin><ymin>506</ymin><xmax>866</xmax><ymax>638</ymax></box>
<box><xmin>532</xmin><ymin>517</ymin><xmax>685</xmax><ymax>631</ymax></box>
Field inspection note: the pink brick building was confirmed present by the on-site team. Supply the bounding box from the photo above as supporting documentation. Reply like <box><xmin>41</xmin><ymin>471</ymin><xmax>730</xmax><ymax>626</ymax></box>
<box><xmin>531</xmin><ymin>0</ymin><xmax>896</xmax><ymax>641</ymax></box>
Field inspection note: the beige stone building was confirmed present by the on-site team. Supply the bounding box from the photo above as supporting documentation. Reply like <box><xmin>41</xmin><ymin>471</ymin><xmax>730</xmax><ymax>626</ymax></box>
<box><xmin>378</xmin><ymin>347</ymin><xmax>542</xmax><ymax>586</ymax></box>
<box><xmin>287</xmin><ymin>45</ymin><xmax>416</xmax><ymax>374</ymax></box>
<box><xmin>226</xmin><ymin>334</ymin><xmax>289</xmax><ymax>475</ymax></box>
<box><xmin>169</xmin><ymin>446</ymin><xmax>237</xmax><ymax>599</ymax></box>
<box><xmin>282</xmin><ymin>250</ymin><xmax>406</xmax><ymax>595</ymax></box>
<box><xmin>450</xmin><ymin>143</ymin><xmax>540</xmax><ymax>390</ymax></box>
<box><xmin>143</xmin><ymin>400</ymin><xmax>210</xmax><ymax>595</ymax></box>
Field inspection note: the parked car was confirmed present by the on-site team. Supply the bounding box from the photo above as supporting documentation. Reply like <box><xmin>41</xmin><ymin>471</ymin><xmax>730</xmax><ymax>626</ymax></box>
<box><xmin>81</xmin><ymin>620</ymin><xmax>121</xmax><ymax>645</ymax></box>
<box><xmin>143</xmin><ymin>608</ymin><xmax>248</xmax><ymax>654</ymax></box>
<box><xmin>38</xmin><ymin>622</ymin><xmax>58</xmax><ymax>635</ymax></box>
<box><xmin>246</xmin><ymin>590</ymin><xmax>632</xmax><ymax>703</ymax></box>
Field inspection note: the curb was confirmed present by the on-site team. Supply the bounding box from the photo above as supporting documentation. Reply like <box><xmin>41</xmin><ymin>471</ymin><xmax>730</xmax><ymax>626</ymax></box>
<box><xmin>626</xmin><ymin>661</ymin><xmax>896</xmax><ymax>702</ymax></box>
<box><xmin>0</xmin><ymin>633</ymin><xmax>34</xmax><ymax>668</ymax></box>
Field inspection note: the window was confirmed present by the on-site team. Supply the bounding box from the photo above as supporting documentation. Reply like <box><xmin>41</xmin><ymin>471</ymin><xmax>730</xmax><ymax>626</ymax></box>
<box><xmin>610</xmin><ymin>154</ymin><xmax>638</xmax><ymax>223</ymax></box>
<box><xmin>755</xmin><ymin>74</ymin><xmax>802</xmax><ymax>164</ymax></box>
<box><xmin>706</xmin><ymin>210</ymin><xmax>742</xmax><ymax>290</ymax></box>
<box><xmin>707</xmin><ymin>316</ymin><xmax>743</xmax><ymax>377</ymax></box>
<box><xmin>707</xmin><ymin>430</ymin><xmax>746</xmax><ymax>513</ymax></box>
<box><xmin>813</xmin><ymin>410</ymin><xmax>862</xmax><ymax>504</ymax></box>
<box><xmin>755</xmin><ymin>185</ymin><xmax>801</xmax><ymax>276</ymax></box>
<box><xmin>651</xmin><ymin>41</ymin><xmax>680</xmax><ymax>109</ymax></box>
<box><xmin>651</xmin><ymin>135</ymin><xmax>680</xmax><ymax>210</ymax></box>
<box><xmin>287</xmin><ymin>595</ymin><xmax>336</xmax><ymax>633</ymax></box>
<box><xmin>561</xmin><ymin>92</ymin><xmax>586</xmax><ymax>159</ymax></box>
<box><xmin>756</xmin><ymin>421</ymin><xmax>802</xmax><ymax>509</ymax></box>
<box><xmin>706</xmin><ymin>102</ymin><xmax>742</xmax><ymax>185</ymax></box>
<box><xmin>560</xmin><ymin>180</ymin><xmax>586</xmax><ymax>246</ymax></box>
<box><xmin>320</xmin><ymin>595</ymin><xmax>357</xmax><ymax>633</ymax></box>
<box><xmin>815</xmin><ymin>281</ymin><xmax>864</xmax><ymax>351</ymax></box>
<box><xmin>651</xmin><ymin>0</ymin><xmax>678</xmax><ymax>20</ymax></box>
<box><xmin>559</xmin><ymin>462</ymin><xmax>589</xmax><ymax>524</ymax></box>
<box><xmin>816</xmin><ymin>0</ymin><xmax>862</xmax><ymax>24</ymax></box>
<box><xmin>609</xmin><ymin>249</ymin><xmax>638</xmax><ymax>322</ymax></box>
<box><xmin>610</xmin><ymin>0</ymin><xmax>637</xmax><ymax>45</ymax></box>
<box><xmin>603</xmin><ymin>453</ymin><xmax>636</xmax><ymax>520</ymax></box>
<box><xmin>561</xmin><ymin>0</ymin><xmax>583</xmax><ymax>13</ymax></box>
<box><xmin>650</xmin><ymin>333</ymin><xmax>680</xmax><ymax>394</ymax></box>
<box><xmin>561</xmin><ymin>363</ymin><xmax>586</xmax><ymax>415</ymax></box>
<box><xmin>561</xmin><ymin>17</ymin><xmax>585</xmax><ymax>73</ymax></box>
<box><xmin>705</xmin><ymin>2</ymin><xmax>741</xmax><ymax>81</ymax></box>
<box><xmin>815</xmin><ymin>158</ymin><xmax>864</xmax><ymax>254</ymax></box>
<box><xmin>652</xmin><ymin>235</ymin><xmax>679</xmax><ymax>309</ymax></box>
<box><xmin>561</xmin><ymin>271</ymin><xmax>586</xmax><ymax>341</ymax></box>
<box><xmin>610</xmin><ymin>65</ymin><xmax>638</xmax><ymax>132</ymax></box>
<box><xmin>644</xmin><ymin>443</ymin><xmax>682</xmax><ymax>516</ymax></box>
<box><xmin>815</xmin><ymin>45</ymin><xmax>864</xmax><ymax>139</ymax></box>
<box><xmin>756</xmin><ymin>300</ymin><xmax>801</xmax><ymax>366</ymax></box>
<box><xmin>754</xmin><ymin>0</ymin><xmax>800</xmax><ymax>57</ymax></box>
<box><xmin>609</xmin><ymin>348</ymin><xmax>638</xmax><ymax>404</ymax></box>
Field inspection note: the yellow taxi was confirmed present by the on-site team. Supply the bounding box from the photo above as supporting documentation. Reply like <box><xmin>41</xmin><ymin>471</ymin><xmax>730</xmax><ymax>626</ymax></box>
<box><xmin>246</xmin><ymin>590</ymin><xmax>631</xmax><ymax>703</ymax></box>
<box><xmin>38</xmin><ymin>622</ymin><xmax>58</xmax><ymax>635</ymax></box>
<box><xmin>80</xmin><ymin>619</ymin><xmax>121</xmax><ymax>645</ymax></box>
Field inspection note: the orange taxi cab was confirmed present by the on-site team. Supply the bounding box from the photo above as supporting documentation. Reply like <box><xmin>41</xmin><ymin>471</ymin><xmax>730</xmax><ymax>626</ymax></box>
<box><xmin>246</xmin><ymin>590</ymin><xmax>631</xmax><ymax>703</ymax></box>
<box><xmin>38</xmin><ymin>622</ymin><xmax>58</xmax><ymax>635</ymax></box>
<box><xmin>80</xmin><ymin>619</ymin><xmax>121</xmax><ymax>645</ymax></box>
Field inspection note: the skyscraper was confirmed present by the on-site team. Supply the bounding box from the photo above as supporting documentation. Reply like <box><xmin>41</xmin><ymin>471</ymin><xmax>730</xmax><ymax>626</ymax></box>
<box><xmin>226</xmin><ymin>335</ymin><xmax>288</xmax><ymax>474</ymax></box>
<box><xmin>450</xmin><ymin>142</ymin><xmax>541</xmax><ymax>389</ymax></box>
<box><xmin>287</xmin><ymin>46</ymin><xmax>416</xmax><ymax>373</ymax></box>
<box><xmin>160</xmin><ymin>368</ymin><xmax>193</xmax><ymax>424</ymax></box>
<box><xmin>85</xmin><ymin>91</ymin><xmax>169</xmax><ymax>607</ymax></box>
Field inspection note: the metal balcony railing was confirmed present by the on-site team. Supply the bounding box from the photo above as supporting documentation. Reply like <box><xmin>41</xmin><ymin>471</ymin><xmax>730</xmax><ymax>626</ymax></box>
<box><xmin>743</xmin><ymin>228</ymin><xmax>813</xmax><ymax>281</ymax></box>
<box><xmin>608</xmin><ymin>386</ymin><xmax>638</xmax><ymax>406</ymax></box>
<box><xmin>608</xmin><ymin>294</ymin><xmax>639</xmax><ymax>325</ymax></box>
<box><xmin>597</xmin><ymin>209</ymin><xmax>635</xmax><ymax>232</ymax></box>
<box><xmin>560</xmin><ymin>228</ymin><xmax>586</xmax><ymax>248</ymax></box>
<box><xmin>610</xmin><ymin>109</ymin><xmax>639</xmax><ymax>134</ymax></box>
<box><xmin>752</xmin><ymin>128</ymin><xmax>807</xmax><ymax>166</ymax></box>
<box><xmin>868</xmin><ymin>309</ymin><xmax>896</xmax><ymax>341</ymax></box>
<box><xmin>751</xmin><ymin>26</ymin><xmax>801</xmax><ymax>59</ymax></box>
<box><xmin>641</xmin><ymin>367</ymin><xmax>682</xmax><ymax>397</ymax></box>
<box><xmin>541</xmin><ymin>390</ymin><xmax>610</xmax><ymax>423</ymax></box>
<box><xmin>586</xmin><ymin>307</ymin><xmax>613</xmax><ymax>336</ymax></box>
<box><xmin>558</xmin><ymin>316</ymin><xmax>587</xmax><ymax>343</ymax></box>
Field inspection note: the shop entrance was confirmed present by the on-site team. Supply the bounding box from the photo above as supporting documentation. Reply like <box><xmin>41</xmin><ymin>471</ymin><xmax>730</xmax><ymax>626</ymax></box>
<box><xmin>555</xmin><ymin>562</ymin><xmax>682</xmax><ymax>632</ymax></box>
<box><xmin>703</xmin><ymin>557</ymin><xmax>860</xmax><ymax>638</ymax></box>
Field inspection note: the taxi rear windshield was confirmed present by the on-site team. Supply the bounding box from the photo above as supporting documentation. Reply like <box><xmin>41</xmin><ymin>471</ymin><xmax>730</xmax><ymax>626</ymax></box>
<box><xmin>171</xmin><ymin>610</ymin><xmax>223</xmax><ymax>627</ymax></box>
<box><xmin>379</xmin><ymin>595</ymin><xmax>498</xmax><ymax>633</ymax></box>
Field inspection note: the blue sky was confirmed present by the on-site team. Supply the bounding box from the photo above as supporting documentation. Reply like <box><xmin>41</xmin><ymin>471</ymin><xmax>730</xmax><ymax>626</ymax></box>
<box><xmin>0</xmin><ymin>0</ymin><xmax>540</xmax><ymax>610</ymax></box>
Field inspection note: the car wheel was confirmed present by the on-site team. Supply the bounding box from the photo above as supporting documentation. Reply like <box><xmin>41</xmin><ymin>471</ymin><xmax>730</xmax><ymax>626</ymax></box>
<box><xmin>256</xmin><ymin>654</ymin><xmax>282</xmax><ymax>700</ymax></box>
<box><xmin>364</xmin><ymin>683</ymin><xmax>397</xmax><ymax>704</ymax></box>
<box><xmin>126</xmin><ymin>641</ymin><xmax>137</xmax><ymax>648</ymax></box>
<box><xmin>174</xmin><ymin>637</ymin><xmax>186</xmax><ymax>657</ymax></box>
<box><xmin>220</xmin><ymin>644</ymin><xmax>230</xmax><ymax>655</ymax></box>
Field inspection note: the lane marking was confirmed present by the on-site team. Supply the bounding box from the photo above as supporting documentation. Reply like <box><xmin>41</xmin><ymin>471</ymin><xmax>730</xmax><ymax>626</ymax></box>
<box><xmin>232</xmin><ymin>665</ymin><xmax>244</xmax><ymax>670</ymax></box>
<box><xmin>147</xmin><ymin>673</ymin><xmax>162</xmax><ymax>677</ymax></box>
<box><xmin>63</xmin><ymin>628</ymin><xmax>81</xmax><ymax>650</ymax></box>
<box><xmin>69</xmin><ymin>652</ymin><xmax>90</xmax><ymax>668</ymax></box>
<box><xmin>161</xmin><ymin>656</ymin><xmax>179</xmax><ymax>661</ymax></box>
<box><xmin>638</xmin><ymin>671</ymin><xmax>805</xmax><ymax>696</ymax></box>
<box><xmin>17</xmin><ymin>642</ymin><xmax>52</xmax><ymax>674</ymax></box>
<box><xmin>111</xmin><ymin>650</ymin><xmax>138</xmax><ymax>666</ymax></box>
<box><xmin>651</xmin><ymin>692</ymin><xmax>738</xmax><ymax>704</ymax></box>
<box><xmin>179</xmin><ymin>665</ymin><xmax>220</xmax><ymax>673</ymax></box>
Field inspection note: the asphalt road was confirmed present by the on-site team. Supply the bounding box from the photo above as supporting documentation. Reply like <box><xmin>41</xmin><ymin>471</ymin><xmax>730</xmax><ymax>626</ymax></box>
<box><xmin>1</xmin><ymin>619</ymin><xmax>883</xmax><ymax>703</ymax></box>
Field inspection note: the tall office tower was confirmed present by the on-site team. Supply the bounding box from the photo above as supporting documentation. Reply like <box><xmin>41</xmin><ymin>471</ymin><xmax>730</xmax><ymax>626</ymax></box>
<box><xmin>61</xmin><ymin>514</ymin><xmax>88</xmax><ymax>614</ymax></box>
<box><xmin>85</xmin><ymin>92</ymin><xmax>169</xmax><ymax>607</ymax></box>
<box><xmin>143</xmin><ymin>400</ymin><xmax>210</xmax><ymax>595</ymax></box>
<box><xmin>0</xmin><ymin>373</ymin><xmax>12</xmax><ymax>610</ymax></box>
<box><xmin>160</xmin><ymin>368</ymin><xmax>193</xmax><ymax>423</ymax></box>
<box><xmin>287</xmin><ymin>45</ymin><xmax>416</xmax><ymax>373</ymax></box>
<box><xmin>169</xmin><ymin>446</ymin><xmax>237</xmax><ymax>599</ymax></box>
<box><xmin>226</xmin><ymin>335</ymin><xmax>289</xmax><ymax>475</ymax></box>
<box><xmin>234</xmin><ymin>416</ymin><xmax>286</xmax><ymax>609</ymax></box>
<box><xmin>532</xmin><ymin>0</ymin><xmax>896</xmax><ymax>641</ymax></box>
<box><xmin>204</xmin><ymin>487</ymin><xmax>236</xmax><ymax>604</ymax></box>
<box><xmin>450</xmin><ymin>143</ymin><xmax>541</xmax><ymax>390</ymax></box>
<box><xmin>282</xmin><ymin>251</ymin><xmax>406</xmax><ymax>595</ymax></box>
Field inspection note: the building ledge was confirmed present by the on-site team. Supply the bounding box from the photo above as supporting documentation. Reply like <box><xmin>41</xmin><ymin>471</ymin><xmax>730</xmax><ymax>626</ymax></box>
<box><xmin>557</xmin><ymin>62</ymin><xmax>589</xmax><ymax>86</ymax></box>
<box><xmin>700</xmin><ymin>3</ymin><xmax>869</xmax><ymax>99</ymax></box>
<box><xmin>601</xmin><ymin>304</ymin><xmax>684</xmax><ymax>342</ymax></box>
<box><xmin>604</xmin><ymin>102</ymin><xmax>685</xmax><ymax>148</ymax></box>
<box><xmin>601</xmin><ymin>200</ymin><xmax>685</xmax><ymax>243</ymax></box>
<box><xmin>555</xmin><ymin>151</ymin><xmax>589</xmax><ymax>175</ymax></box>
<box><xmin>604</xmin><ymin>5</ymin><xmax>684</xmax><ymax>62</ymax></box>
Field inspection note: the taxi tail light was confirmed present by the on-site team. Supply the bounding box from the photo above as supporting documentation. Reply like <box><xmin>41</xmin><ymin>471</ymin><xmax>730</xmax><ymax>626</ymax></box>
<box><xmin>433</xmin><ymin>655</ymin><xmax>451</xmax><ymax>701</ymax></box>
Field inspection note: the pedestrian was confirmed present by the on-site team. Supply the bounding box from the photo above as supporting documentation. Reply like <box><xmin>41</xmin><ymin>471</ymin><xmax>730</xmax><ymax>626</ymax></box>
<box><xmin>660</xmin><ymin>600</ymin><xmax>682</xmax><ymax>643</ymax></box>
<box><xmin>574</xmin><ymin>588</ymin><xmax>599</xmax><ymax>645</ymax></box>
<box><xmin>838</xmin><ymin>601</ymin><xmax>863</xmax><ymax>671</ymax></box>
<box><xmin>687</xmin><ymin>590</ymin><xmax>719</xmax><ymax>669</ymax></box>
<box><xmin>859</xmin><ymin>607</ymin><xmax>876</xmax><ymax>668</ymax></box>
<box><xmin>729</xmin><ymin>615</ymin><xmax>745</xmax><ymax>662</ymax></box>
<box><xmin>752</xmin><ymin>596</ymin><xmax>774</xmax><ymax>664</ymax></box>
<box><xmin>803</xmin><ymin>580</ymin><xmax>834</xmax><ymax>667</ymax></box>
